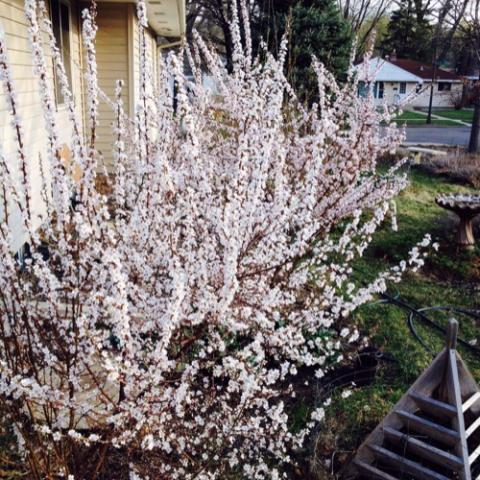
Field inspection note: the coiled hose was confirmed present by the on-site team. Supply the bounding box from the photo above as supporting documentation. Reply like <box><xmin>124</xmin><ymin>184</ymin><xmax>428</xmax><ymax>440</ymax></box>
<box><xmin>380</xmin><ymin>291</ymin><xmax>480</xmax><ymax>357</ymax></box>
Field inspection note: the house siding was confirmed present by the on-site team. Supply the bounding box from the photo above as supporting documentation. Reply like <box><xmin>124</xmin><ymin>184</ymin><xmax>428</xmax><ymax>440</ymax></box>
<box><xmin>82</xmin><ymin>3</ymin><xmax>158</xmax><ymax>171</ymax></box>
<box><xmin>372</xmin><ymin>81</ymin><xmax>463</xmax><ymax>108</ymax></box>
<box><xmin>0</xmin><ymin>0</ymin><xmax>83</xmax><ymax>252</ymax></box>
<box><xmin>410</xmin><ymin>82</ymin><xmax>463</xmax><ymax>108</ymax></box>
<box><xmin>132</xmin><ymin>8</ymin><xmax>158</xmax><ymax>107</ymax></box>
<box><xmin>356</xmin><ymin>58</ymin><xmax>464</xmax><ymax>109</ymax></box>
<box><xmin>1</xmin><ymin>0</ymin><xmax>167</xmax><ymax>250</ymax></box>
<box><xmin>80</xmin><ymin>2</ymin><xmax>130</xmax><ymax>172</ymax></box>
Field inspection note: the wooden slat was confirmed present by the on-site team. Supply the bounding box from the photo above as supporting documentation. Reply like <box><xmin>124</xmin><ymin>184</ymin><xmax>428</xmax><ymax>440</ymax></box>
<box><xmin>342</xmin><ymin>349</ymin><xmax>448</xmax><ymax>480</ymax></box>
<box><xmin>456</xmin><ymin>353</ymin><xmax>480</xmax><ymax>417</ymax></box>
<box><xmin>353</xmin><ymin>459</ymin><xmax>398</xmax><ymax>480</ymax></box>
<box><xmin>383</xmin><ymin>426</ymin><xmax>464</xmax><ymax>471</ymax></box>
<box><xmin>348</xmin><ymin>320</ymin><xmax>480</xmax><ymax>480</ymax></box>
<box><xmin>410</xmin><ymin>391</ymin><xmax>457</xmax><ymax>418</ymax></box>
<box><xmin>369</xmin><ymin>444</ymin><xmax>450</xmax><ymax>480</ymax></box>
<box><xmin>396</xmin><ymin>410</ymin><xmax>460</xmax><ymax>446</ymax></box>
<box><xmin>446</xmin><ymin>345</ymin><xmax>471</xmax><ymax>480</ymax></box>
<box><xmin>469</xmin><ymin>444</ymin><xmax>480</xmax><ymax>465</ymax></box>
<box><xmin>466</xmin><ymin>417</ymin><xmax>480</xmax><ymax>439</ymax></box>
<box><xmin>463</xmin><ymin>393</ymin><xmax>480</xmax><ymax>413</ymax></box>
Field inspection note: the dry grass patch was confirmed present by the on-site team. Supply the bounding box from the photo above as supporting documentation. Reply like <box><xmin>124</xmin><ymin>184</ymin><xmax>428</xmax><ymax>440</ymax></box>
<box><xmin>421</xmin><ymin>151</ymin><xmax>480</xmax><ymax>187</ymax></box>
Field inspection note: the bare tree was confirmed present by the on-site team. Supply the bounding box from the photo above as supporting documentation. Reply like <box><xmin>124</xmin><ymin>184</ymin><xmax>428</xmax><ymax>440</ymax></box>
<box><xmin>459</xmin><ymin>0</ymin><xmax>480</xmax><ymax>152</ymax></box>
<box><xmin>185</xmin><ymin>0</ymin><xmax>205</xmax><ymax>42</ymax></box>
<box><xmin>437</xmin><ymin>0</ymin><xmax>470</xmax><ymax>62</ymax></box>
<box><xmin>185</xmin><ymin>0</ymin><xmax>256</xmax><ymax>72</ymax></box>
<box><xmin>426</xmin><ymin>0</ymin><xmax>454</xmax><ymax>123</ymax></box>
<box><xmin>425</xmin><ymin>0</ymin><xmax>470</xmax><ymax>123</ymax></box>
<box><xmin>338</xmin><ymin>0</ymin><xmax>393</xmax><ymax>53</ymax></box>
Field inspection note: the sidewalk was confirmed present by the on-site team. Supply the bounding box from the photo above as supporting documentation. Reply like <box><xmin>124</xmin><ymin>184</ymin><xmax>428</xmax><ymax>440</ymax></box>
<box><xmin>408</xmin><ymin>109</ymin><xmax>472</xmax><ymax>127</ymax></box>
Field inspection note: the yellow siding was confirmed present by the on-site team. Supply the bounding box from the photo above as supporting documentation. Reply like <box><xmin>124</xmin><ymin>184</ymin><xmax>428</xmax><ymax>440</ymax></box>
<box><xmin>132</xmin><ymin>9</ymin><xmax>158</xmax><ymax>108</ymax></box>
<box><xmin>80</xmin><ymin>2</ymin><xmax>130</xmax><ymax>172</ymax></box>
<box><xmin>148</xmin><ymin>25</ymin><xmax>158</xmax><ymax>93</ymax></box>
<box><xmin>1</xmin><ymin>0</ymin><xmax>161</xmax><ymax>247</ymax></box>
<box><xmin>87</xmin><ymin>4</ymin><xmax>158</xmax><ymax>172</ymax></box>
<box><xmin>0</xmin><ymin>0</ymin><xmax>83</xmax><ymax>251</ymax></box>
<box><xmin>133</xmin><ymin>10</ymin><xmax>139</xmax><ymax>106</ymax></box>
<box><xmin>71</xmin><ymin>2</ymin><xmax>84</xmax><ymax>131</ymax></box>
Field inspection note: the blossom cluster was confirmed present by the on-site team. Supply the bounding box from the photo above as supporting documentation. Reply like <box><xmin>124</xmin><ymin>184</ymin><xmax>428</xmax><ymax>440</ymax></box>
<box><xmin>0</xmin><ymin>1</ymin><xmax>431</xmax><ymax>478</ymax></box>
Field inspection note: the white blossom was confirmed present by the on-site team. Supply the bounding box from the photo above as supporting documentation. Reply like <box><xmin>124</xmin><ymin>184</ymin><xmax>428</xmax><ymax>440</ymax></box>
<box><xmin>0</xmin><ymin>2</ymin><xmax>433</xmax><ymax>477</ymax></box>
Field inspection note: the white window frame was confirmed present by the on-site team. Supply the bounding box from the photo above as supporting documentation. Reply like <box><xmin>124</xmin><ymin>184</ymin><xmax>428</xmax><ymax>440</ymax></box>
<box><xmin>438</xmin><ymin>82</ymin><xmax>452</xmax><ymax>92</ymax></box>
<box><xmin>374</xmin><ymin>81</ymin><xmax>384</xmax><ymax>99</ymax></box>
<box><xmin>50</xmin><ymin>0</ymin><xmax>74</xmax><ymax>108</ymax></box>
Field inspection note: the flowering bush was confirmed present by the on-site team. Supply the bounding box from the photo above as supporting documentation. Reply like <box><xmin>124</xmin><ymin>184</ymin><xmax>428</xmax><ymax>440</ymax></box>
<box><xmin>0</xmin><ymin>1</ymin><xmax>432</xmax><ymax>478</ymax></box>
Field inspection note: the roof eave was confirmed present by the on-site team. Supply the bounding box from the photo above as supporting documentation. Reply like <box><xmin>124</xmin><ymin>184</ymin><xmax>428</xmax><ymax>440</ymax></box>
<box><xmin>146</xmin><ymin>0</ymin><xmax>186</xmax><ymax>38</ymax></box>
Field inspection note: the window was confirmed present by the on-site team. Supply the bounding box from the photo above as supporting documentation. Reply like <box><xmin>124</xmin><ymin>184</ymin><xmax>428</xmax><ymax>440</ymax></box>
<box><xmin>374</xmin><ymin>81</ymin><xmax>384</xmax><ymax>99</ymax></box>
<box><xmin>438</xmin><ymin>82</ymin><xmax>452</xmax><ymax>92</ymax></box>
<box><xmin>358</xmin><ymin>81</ymin><xmax>367</xmax><ymax>98</ymax></box>
<box><xmin>399</xmin><ymin>82</ymin><xmax>406</xmax><ymax>94</ymax></box>
<box><xmin>50</xmin><ymin>0</ymin><xmax>72</xmax><ymax>105</ymax></box>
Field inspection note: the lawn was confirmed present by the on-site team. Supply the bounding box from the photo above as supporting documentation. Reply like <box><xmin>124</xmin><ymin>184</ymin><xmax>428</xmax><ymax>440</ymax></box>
<box><xmin>434</xmin><ymin>109</ymin><xmax>474</xmax><ymax>122</ymax></box>
<box><xmin>310</xmin><ymin>168</ymin><xmax>480</xmax><ymax>477</ymax></box>
<box><xmin>394</xmin><ymin>110</ymin><xmax>460</xmax><ymax>126</ymax></box>
<box><xmin>394</xmin><ymin>110</ymin><xmax>426</xmax><ymax>123</ymax></box>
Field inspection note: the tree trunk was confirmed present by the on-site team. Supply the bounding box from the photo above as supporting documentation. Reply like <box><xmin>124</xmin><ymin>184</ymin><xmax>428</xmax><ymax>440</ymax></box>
<box><xmin>460</xmin><ymin>83</ymin><xmax>468</xmax><ymax>109</ymax></box>
<box><xmin>468</xmin><ymin>81</ymin><xmax>480</xmax><ymax>153</ymax></box>
<box><xmin>426</xmin><ymin>46</ymin><xmax>438</xmax><ymax>124</ymax></box>
<box><xmin>223</xmin><ymin>25</ymin><xmax>234</xmax><ymax>73</ymax></box>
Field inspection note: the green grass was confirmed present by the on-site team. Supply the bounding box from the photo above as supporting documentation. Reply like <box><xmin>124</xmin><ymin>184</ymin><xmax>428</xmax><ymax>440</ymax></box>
<box><xmin>434</xmin><ymin>109</ymin><xmax>474</xmax><ymax>122</ymax></box>
<box><xmin>395</xmin><ymin>111</ymin><xmax>426</xmax><ymax>121</ymax></box>
<box><xmin>355</xmin><ymin>170</ymin><xmax>480</xmax><ymax>374</ymax></box>
<box><xmin>312</xmin><ymin>168</ymin><xmax>480</xmax><ymax>475</ymax></box>
<box><xmin>432</xmin><ymin>118</ymin><xmax>465</xmax><ymax>126</ymax></box>
<box><xmin>393</xmin><ymin>111</ymin><xmax>460</xmax><ymax>126</ymax></box>
<box><xmin>396</xmin><ymin>119</ymin><xmax>460</xmax><ymax>126</ymax></box>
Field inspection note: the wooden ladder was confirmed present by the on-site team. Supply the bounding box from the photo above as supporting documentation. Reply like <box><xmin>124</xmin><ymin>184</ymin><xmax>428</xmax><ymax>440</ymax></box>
<box><xmin>344</xmin><ymin>319</ymin><xmax>480</xmax><ymax>480</ymax></box>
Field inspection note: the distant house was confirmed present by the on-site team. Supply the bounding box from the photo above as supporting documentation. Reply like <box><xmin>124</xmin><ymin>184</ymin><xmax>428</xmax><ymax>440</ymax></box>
<box><xmin>354</xmin><ymin>56</ymin><xmax>463</xmax><ymax>108</ymax></box>
<box><xmin>0</xmin><ymin>0</ymin><xmax>185</xmax><ymax>252</ymax></box>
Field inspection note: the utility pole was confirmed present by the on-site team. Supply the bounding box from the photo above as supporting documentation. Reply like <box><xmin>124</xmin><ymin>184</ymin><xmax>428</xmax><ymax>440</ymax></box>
<box><xmin>426</xmin><ymin>0</ymin><xmax>451</xmax><ymax>126</ymax></box>
<box><xmin>468</xmin><ymin>75</ymin><xmax>480</xmax><ymax>153</ymax></box>
<box><xmin>426</xmin><ymin>49</ymin><xmax>437</xmax><ymax>124</ymax></box>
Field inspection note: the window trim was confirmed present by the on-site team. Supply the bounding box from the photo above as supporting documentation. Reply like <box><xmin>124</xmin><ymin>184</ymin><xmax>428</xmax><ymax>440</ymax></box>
<box><xmin>50</xmin><ymin>0</ymin><xmax>74</xmax><ymax>108</ymax></box>
<box><xmin>375</xmin><ymin>81</ymin><xmax>384</xmax><ymax>99</ymax></box>
<box><xmin>438</xmin><ymin>81</ymin><xmax>452</xmax><ymax>92</ymax></box>
<box><xmin>358</xmin><ymin>80</ymin><xmax>367</xmax><ymax>98</ymax></box>
<box><xmin>399</xmin><ymin>82</ymin><xmax>406</xmax><ymax>94</ymax></box>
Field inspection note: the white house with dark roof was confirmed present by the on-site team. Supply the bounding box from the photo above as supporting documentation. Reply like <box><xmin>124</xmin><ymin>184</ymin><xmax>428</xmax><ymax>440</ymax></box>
<box><xmin>355</xmin><ymin>56</ymin><xmax>463</xmax><ymax>108</ymax></box>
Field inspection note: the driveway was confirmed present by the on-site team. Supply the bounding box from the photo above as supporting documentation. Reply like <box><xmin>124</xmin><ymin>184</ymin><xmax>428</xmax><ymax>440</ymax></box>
<box><xmin>405</xmin><ymin>126</ymin><xmax>470</xmax><ymax>146</ymax></box>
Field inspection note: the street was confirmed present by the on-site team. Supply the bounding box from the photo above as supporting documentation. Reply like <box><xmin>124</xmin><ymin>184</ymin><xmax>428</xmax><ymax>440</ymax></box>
<box><xmin>405</xmin><ymin>126</ymin><xmax>471</xmax><ymax>146</ymax></box>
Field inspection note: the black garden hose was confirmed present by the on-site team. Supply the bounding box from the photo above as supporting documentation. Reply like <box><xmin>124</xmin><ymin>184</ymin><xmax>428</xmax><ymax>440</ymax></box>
<box><xmin>380</xmin><ymin>291</ymin><xmax>480</xmax><ymax>357</ymax></box>
<box><xmin>315</xmin><ymin>291</ymin><xmax>480</xmax><ymax>402</ymax></box>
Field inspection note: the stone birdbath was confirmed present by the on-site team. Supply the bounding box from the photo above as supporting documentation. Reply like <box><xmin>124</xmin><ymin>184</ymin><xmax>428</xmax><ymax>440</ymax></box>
<box><xmin>436</xmin><ymin>193</ymin><xmax>480</xmax><ymax>249</ymax></box>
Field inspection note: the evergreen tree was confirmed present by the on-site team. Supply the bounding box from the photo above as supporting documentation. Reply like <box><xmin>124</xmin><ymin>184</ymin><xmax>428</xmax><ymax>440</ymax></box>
<box><xmin>381</xmin><ymin>0</ymin><xmax>433</xmax><ymax>62</ymax></box>
<box><xmin>186</xmin><ymin>0</ymin><xmax>352</xmax><ymax>100</ymax></box>
<box><xmin>256</xmin><ymin>0</ymin><xmax>353</xmax><ymax>102</ymax></box>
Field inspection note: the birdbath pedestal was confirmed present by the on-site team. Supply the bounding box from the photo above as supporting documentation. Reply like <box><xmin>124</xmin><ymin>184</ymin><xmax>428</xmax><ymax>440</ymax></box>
<box><xmin>436</xmin><ymin>194</ymin><xmax>480</xmax><ymax>249</ymax></box>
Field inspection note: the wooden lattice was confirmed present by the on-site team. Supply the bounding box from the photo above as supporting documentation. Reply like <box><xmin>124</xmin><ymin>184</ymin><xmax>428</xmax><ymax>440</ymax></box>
<box><xmin>344</xmin><ymin>319</ymin><xmax>480</xmax><ymax>480</ymax></box>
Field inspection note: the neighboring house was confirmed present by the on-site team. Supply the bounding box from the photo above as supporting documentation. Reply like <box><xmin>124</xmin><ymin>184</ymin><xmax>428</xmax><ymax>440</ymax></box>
<box><xmin>355</xmin><ymin>56</ymin><xmax>463</xmax><ymax>108</ymax></box>
<box><xmin>0</xmin><ymin>0</ymin><xmax>185</xmax><ymax>252</ymax></box>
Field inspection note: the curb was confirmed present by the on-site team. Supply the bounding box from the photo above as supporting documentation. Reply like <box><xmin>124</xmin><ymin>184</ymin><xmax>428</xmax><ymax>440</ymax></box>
<box><xmin>401</xmin><ymin>142</ymin><xmax>457</xmax><ymax>148</ymax></box>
